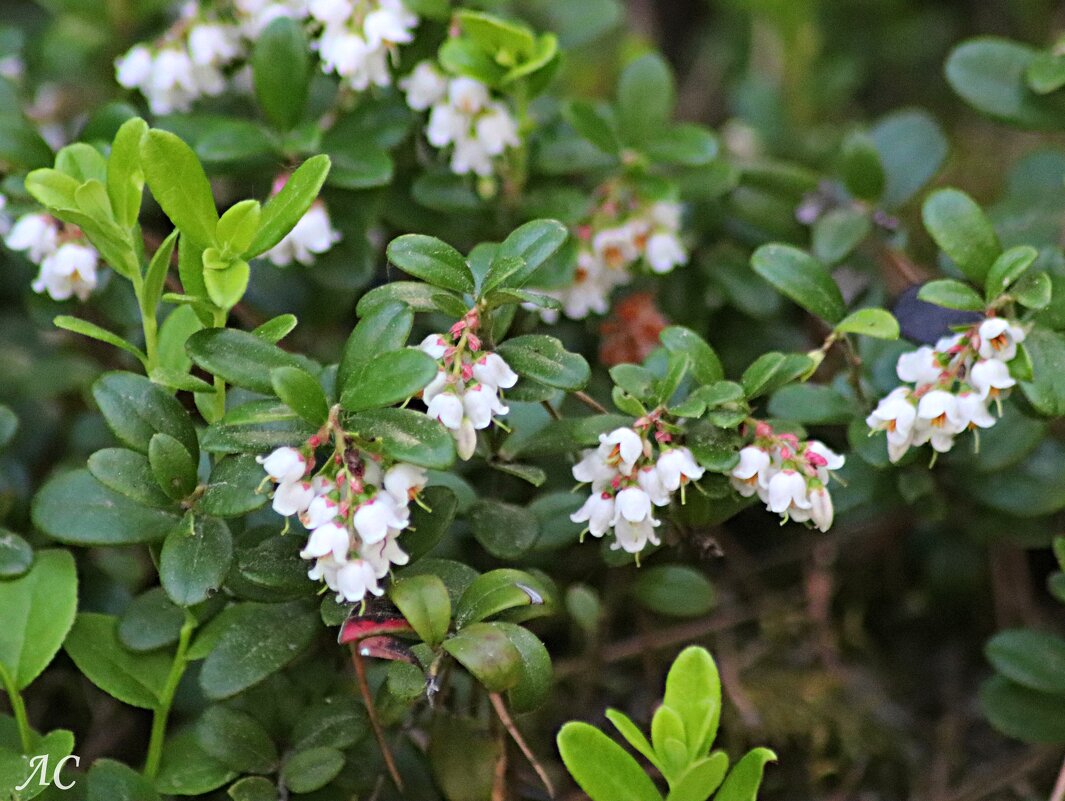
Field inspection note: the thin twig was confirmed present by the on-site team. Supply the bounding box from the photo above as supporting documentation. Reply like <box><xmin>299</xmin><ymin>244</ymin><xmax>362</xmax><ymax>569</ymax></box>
<box><xmin>351</xmin><ymin>647</ymin><xmax>405</xmax><ymax>792</ymax></box>
<box><xmin>492</xmin><ymin>729</ymin><xmax>508</xmax><ymax>801</ymax></box>
<box><xmin>540</xmin><ymin>400</ymin><xmax>562</xmax><ymax>421</ymax></box>
<box><xmin>489</xmin><ymin>693</ymin><xmax>556</xmax><ymax>798</ymax></box>
<box><xmin>570</xmin><ymin>390</ymin><xmax>608</xmax><ymax>414</ymax></box>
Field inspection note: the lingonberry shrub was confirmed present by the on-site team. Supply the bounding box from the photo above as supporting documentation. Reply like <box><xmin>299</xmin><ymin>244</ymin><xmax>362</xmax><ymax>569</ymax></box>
<box><xmin>1</xmin><ymin>1</ymin><xmax>1065</xmax><ymax>799</ymax></box>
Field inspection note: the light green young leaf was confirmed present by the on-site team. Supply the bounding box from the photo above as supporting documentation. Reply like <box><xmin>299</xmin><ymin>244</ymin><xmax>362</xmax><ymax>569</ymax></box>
<box><xmin>557</xmin><ymin>721</ymin><xmax>664</xmax><ymax>801</ymax></box>
<box><xmin>714</xmin><ymin>748</ymin><xmax>776</xmax><ymax>801</ymax></box>
<box><xmin>142</xmin><ymin>129</ymin><xmax>219</xmax><ymax>249</ymax></box>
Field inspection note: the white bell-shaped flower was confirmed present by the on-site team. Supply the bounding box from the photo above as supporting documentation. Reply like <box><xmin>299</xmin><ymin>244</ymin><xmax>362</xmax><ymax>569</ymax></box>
<box><xmin>916</xmin><ymin>389</ymin><xmax>965</xmax><ymax>433</ymax></box>
<box><xmin>448</xmin><ymin>77</ymin><xmax>489</xmax><ymax>115</ymax></box>
<box><xmin>300</xmin><ymin>520</ymin><xmax>351</xmax><ymax>562</ymax></box>
<box><xmin>600</xmin><ymin>428</ymin><xmax>643</xmax><ymax>475</ymax></box>
<box><xmin>6</xmin><ymin>213</ymin><xmax>58</xmax><ymax>263</ymax></box>
<box><xmin>427</xmin><ymin>391</ymin><xmax>464</xmax><ymax>430</ymax></box>
<box><xmin>335</xmin><ymin>559</ymin><xmax>384</xmax><ymax>601</ymax></box>
<box><xmin>188</xmin><ymin>24</ymin><xmax>242</xmax><ymax>67</ymax></box>
<box><xmin>265</xmin><ymin>202</ymin><xmax>341</xmax><ymax>267</ymax></box>
<box><xmin>419</xmin><ymin>334</ymin><xmax>449</xmax><ymax>359</ymax></box>
<box><xmin>645</xmin><ymin>232</ymin><xmax>687</xmax><ymax>274</ymax></box>
<box><xmin>808</xmin><ymin>485</ymin><xmax>834</xmax><ymax>532</ymax></box>
<box><xmin>637</xmin><ymin>466</ymin><xmax>671</xmax><ymax>507</ymax></box>
<box><xmin>730</xmin><ymin>446</ymin><xmax>772</xmax><ymax>496</ymax></box>
<box><xmin>383</xmin><ymin>463</ymin><xmax>427</xmax><ymax>504</ymax></box>
<box><xmin>353</xmin><ymin>495</ymin><xmax>408</xmax><ymax>545</ymax></box>
<box><xmin>472</xmin><ymin>352</ymin><xmax>518</xmax><ymax>390</ymax></box>
<box><xmin>115</xmin><ymin>45</ymin><xmax>153</xmax><ymax>90</ymax></box>
<box><xmin>462</xmin><ymin>383</ymin><xmax>507</xmax><ymax>429</ymax></box>
<box><xmin>896</xmin><ymin>346</ymin><xmax>941</xmax><ymax>386</ymax></box>
<box><xmin>455</xmin><ymin>416</ymin><xmax>478</xmax><ymax>460</ymax></box>
<box><xmin>301</xmin><ymin>494</ymin><xmax>340</xmax><ymax>530</ymax></box>
<box><xmin>273</xmin><ymin>480</ymin><xmax>315</xmax><ymax>517</ymax></box>
<box><xmin>957</xmin><ymin>390</ymin><xmax>996</xmax><ymax>429</ymax></box>
<box><xmin>612</xmin><ymin>517</ymin><xmax>660</xmax><ymax>554</ymax></box>
<box><xmin>426</xmin><ymin>103</ymin><xmax>467</xmax><ymax>148</ymax></box>
<box><xmin>613</xmin><ymin>486</ymin><xmax>654</xmax><ymax>524</ymax></box>
<box><xmin>970</xmin><ymin>358</ymin><xmax>1016</xmax><ymax>399</ymax></box>
<box><xmin>364</xmin><ymin>4</ymin><xmax>417</xmax><ymax>47</ymax></box>
<box><xmin>401</xmin><ymin>61</ymin><xmax>448</xmax><ymax>111</ymax></box>
<box><xmin>570</xmin><ymin>492</ymin><xmax>615</xmax><ymax>537</ymax></box>
<box><xmin>475</xmin><ymin>104</ymin><xmax>519</xmax><ymax>156</ymax></box>
<box><xmin>766</xmin><ymin>470</ymin><xmax>811</xmax><ymax>514</ymax></box>
<box><xmin>572</xmin><ymin>449</ymin><xmax>616</xmax><ymax>490</ymax></box>
<box><xmin>977</xmin><ymin>318</ymin><xmax>1025</xmax><ymax>362</ymax></box>
<box><xmin>31</xmin><ymin>242</ymin><xmax>98</xmax><ymax>302</ymax></box>
<box><xmin>656</xmin><ymin>447</ymin><xmax>704</xmax><ymax>491</ymax></box>
<box><xmin>257</xmin><ymin>446</ymin><xmax>307</xmax><ymax>484</ymax></box>
<box><xmin>363</xmin><ymin>529</ymin><xmax>410</xmax><ymax>577</ymax></box>
<box><xmin>450</xmin><ymin>136</ymin><xmax>493</xmax><ymax>177</ymax></box>
<box><xmin>308</xmin><ymin>0</ymin><xmax>354</xmax><ymax>26</ymax></box>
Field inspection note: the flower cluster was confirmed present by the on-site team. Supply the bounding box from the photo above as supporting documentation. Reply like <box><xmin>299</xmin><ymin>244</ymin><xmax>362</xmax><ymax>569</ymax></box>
<box><xmin>115</xmin><ymin>7</ymin><xmax>243</xmax><ymax>115</ymax></box>
<box><xmin>402</xmin><ymin>62</ymin><xmax>520</xmax><ymax>178</ymax></box>
<box><xmin>570</xmin><ymin>420</ymin><xmax>705</xmax><ymax>557</ymax></box>
<box><xmin>729</xmin><ymin>422</ymin><xmax>844</xmax><ymax>532</ymax></box>
<box><xmin>543</xmin><ymin>185</ymin><xmax>688</xmax><ymax>320</ymax></box>
<box><xmin>262</xmin><ymin>175</ymin><xmax>342</xmax><ymax>267</ymax></box>
<box><xmin>258</xmin><ymin>442</ymin><xmax>427</xmax><ymax>603</ymax></box>
<box><xmin>419</xmin><ymin>309</ymin><xmax>518</xmax><ymax>461</ymax></box>
<box><xmin>866</xmin><ymin>318</ymin><xmax>1024</xmax><ymax>462</ymax></box>
<box><xmin>115</xmin><ymin>0</ymin><xmax>419</xmax><ymax>114</ymax></box>
<box><xmin>310</xmin><ymin>0</ymin><xmax>419</xmax><ymax>91</ymax></box>
<box><xmin>3</xmin><ymin>212</ymin><xmax>99</xmax><ymax>302</ymax></box>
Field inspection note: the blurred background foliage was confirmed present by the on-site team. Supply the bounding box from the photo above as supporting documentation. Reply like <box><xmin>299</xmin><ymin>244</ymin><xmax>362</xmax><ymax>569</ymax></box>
<box><xmin>3</xmin><ymin>0</ymin><xmax>1065</xmax><ymax>799</ymax></box>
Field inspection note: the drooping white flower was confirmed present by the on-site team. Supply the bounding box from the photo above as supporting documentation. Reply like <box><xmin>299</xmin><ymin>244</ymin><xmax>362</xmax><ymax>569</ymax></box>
<box><xmin>335</xmin><ymin>558</ymin><xmax>384</xmax><ymax>601</ymax></box>
<box><xmin>475</xmin><ymin>104</ymin><xmax>519</xmax><ymax>156</ymax></box>
<box><xmin>363</xmin><ymin>529</ymin><xmax>410</xmax><ymax>577</ymax></box>
<box><xmin>970</xmin><ymin>358</ymin><xmax>1016</xmax><ymax>399</ymax></box>
<box><xmin>730</xmin><ymin>446</ymin><xmax>771</xmax><ymax>496</ymax></box>
<box><xmin>115</xmin><ymin>45</ymin><xmax>154</xmax><ymax>90</ymax></box>
<box><xmin>301</xmin><ymin>494</ymin><xmax>339</xmax><ymax>529</ymax></box>
<box><xmin>916</xmin><ymin>390</ymin><xmax>964</xmax><ymax>432</ymax></box>
<box><xmin>426</xmin><ymin>103</ymin><xmax>467</xmax><ymax>148</ymax></box>
<box><xmin>363</xmin><ymin>3</ymin><xmax>417</xmax><ymax>47</ymax></box>
<box><xmin>383</xmin><ymin>463</ymin><xmax>427</xmax><ymax>504</ymax></box>
<box><xmin>600</xmin><ymin>428</ymin><xmax>643</xmax><ymax>475</ymax></box>
<box><xmin>866</xmin><ymin>387</ymin><xmax>917</xmax><ymax>462</ymax></box>
<box><xmin>572</xmin><ymin>448</ymin><xmax>616</xmax><ymax>490</ymax></box>
<box><xmin>258</xmin><ymin>446</ymin><xmax>307</xmax><ymax>484</ymax></box>
<box><xmin>422</xmin><ymin>369</ymin><xmax>450</xmax><ymax>404</ymax></box>
<box><xmin>188</xmin><ymin>24</ymin><xmax>242</xmax><ymax>67</ymax></box>
<box><xmin>353</xmin><ymin>494</ymin><xmax>408</xmax><ymax>544</ymax></box>
<box><xmin>612</xmin><ymin>517</ymin><xmax>660</xmax><ymax>553</ymax></box>
<box><xmin>649</xmin><ymin>201</ymin><xmax>682</xmax><ymax>230</ymax></box>
<box><xmin>592</xmin><ymin>226</ymin><xmax>639</xmax><ymax>270</ymax></box>
<box><xmin>472</xmin><ymin>353</ymin><xmax>518</xmax><ymax>390</ymax></box>
<box><xmin>462</xmin><ymin>383</ymin><xmax>508</xmax><ymax>429</ymax></box>
<box><xmin>32</xmin><ymin>242</ymin><xmax>99</xmax><ymax>302</ymax></box>
<box><xmin>419</xmin><ymin>334</ymin><xmax>449</xmax><ymax>359</ymax></box>
<box><xmin>766</xmin><ymin>470</ymin><xmax>811</xmax><ymax>514</ymax></box>
<box><xmin>308</xmin><ymin>0</ymin><xmax>353</xmax><ymax>26</ymax></box>
<box><xmin>273</xmin><ymin>480</ymin><xmax>315</xmax><ymax>517</ymax></box>
<box><xmin>808</xmin><ymin>485</ymin><xmax>834</xmax><ymax>532</ymax></box>
<box><xmin>656</xmin><ymin>447</ymin><xmax>704</xmax><ymax>491</ymax></box>
<box><xmin>450</xmin><ymin>136</ymin><xmax>494</xmax><ymax>177</ymax></box>
<box><xmin>645</xmin><ymin>232</ymin><xmax>687</xmax><ymax>274</ymax></box>
<box><xmin>637</xmin><ymin>465</ymin><xmax>671</xmax><ymax>507</ymax></box>
<box><xmin>570</xmin><ymin>492</ymin><xmax>616</xmax><ymax>537</ymax></box>
<box><xmin>896</xmin><ymin>346</ymin><xmax>941</xmax><ymax>386</ymax></box>
<box><xmin>957</xmin><ymin>390</ymin><xmax>996</xmax><ymax>429</ymax></box>
<box><xmin>401</xmin><ymin>61</ymin><xmax>448</xmax><ymax>111</ymax></box>
<box><xmin>5</xmin><ymin>213</ymin><xmax>58</xmax><ymax>263</ymax></box>
<box><xmin>300</xmin><ymin>520</ymin><xmax>351</xmax><ymax>562</ymax></box>
<box><xmin>455</xmin><ymin>416</ymin><xmax>478</xmax><ymax>460</ymax></box>
<box><xmin>977</xmin><ymin>318</ymin><xmax>1025</xmax><ymax>362</ymax></box>
<box><xmin>613</xmin><ymin>486</ymin><xmax>654</xmax><ymax>524</ymax></box>
<box><xmin>263</xmin><ymin>201</ymin><xmax>341</xmax><ymax>266</ymax></box>
<box><xmin>427</xmin><ymin>392</ymin><xmax>464</xmax><ymax>429</ymax></box>
<box><xmin>448</xmin><ymin>77</ymin><xmax>489</xmax><ymax>115</ymax></box>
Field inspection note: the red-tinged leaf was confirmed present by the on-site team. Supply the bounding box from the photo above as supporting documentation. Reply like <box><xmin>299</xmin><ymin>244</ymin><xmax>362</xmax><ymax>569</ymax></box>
<box><xmin>350</xmin><ymin>635</ymin><xmax>417</xmax><ymax>663</ymax></box>
<box><xmin>338</xmin><ymin>611</ymin><xmax>413</xmax><ymax>644</ymax></box>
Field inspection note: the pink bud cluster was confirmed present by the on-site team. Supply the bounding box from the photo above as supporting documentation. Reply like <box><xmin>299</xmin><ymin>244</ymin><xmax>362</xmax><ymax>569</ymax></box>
<box><xmin>729</xmin><ymin>421</ymin><xmax>844</xmax><ymax>532</ymax></box>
